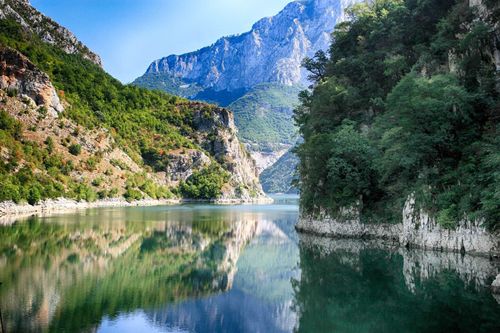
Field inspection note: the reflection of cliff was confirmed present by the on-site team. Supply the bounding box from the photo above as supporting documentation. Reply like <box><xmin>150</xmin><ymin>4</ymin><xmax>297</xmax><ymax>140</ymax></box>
<box><xmin>299</xmin><ymin>234</ymin><xmax>499</xmax><ymax>292</ymax></box>
<box><xmin>146</xmin><ymin>217</ymin><xmax>300</xmax><ymax>333</ymax></box>
<box><xmin>0</xmin><ymin>214</ymin><xmax>258</xmax><ymax>333</ymax></box>
<box><xmin>294</xmin><ymin>234</ymin><xmax>500</xmax><ymax>333</ymax></box>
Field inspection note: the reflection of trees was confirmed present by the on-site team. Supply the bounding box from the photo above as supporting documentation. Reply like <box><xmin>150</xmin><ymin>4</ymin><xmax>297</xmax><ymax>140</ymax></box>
<box><xmin>293</xmin><ymin>236</ymin><xmax>500</xmax><ymax>333</ymax></box>
<box><xmin>0</xmin><ymin>214</ymin><xmax>258</xmax><ymax>333</ymax></box>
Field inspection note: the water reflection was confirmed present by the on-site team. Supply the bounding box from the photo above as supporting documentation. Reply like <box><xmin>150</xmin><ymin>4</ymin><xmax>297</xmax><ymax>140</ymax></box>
<box><xmin>294</xmin><ymin>235</ymin><xmax>500</xmax><ymax>333</ymax></box>
<box><xmin>1</xmin><ymin>198</ymin><xmax>499</xmax><ymax>333</ymax></box>
<box><xmin>0</xmin><ymin>204</ymin><xmax>285</xmax><ymax>333</ymax></box>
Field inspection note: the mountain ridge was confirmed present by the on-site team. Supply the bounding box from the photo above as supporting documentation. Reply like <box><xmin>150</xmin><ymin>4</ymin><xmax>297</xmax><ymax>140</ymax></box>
<box><xmin>139</xmin><ymin>0</ymin><xmax>362</xmax><ymax>95</ymax></box>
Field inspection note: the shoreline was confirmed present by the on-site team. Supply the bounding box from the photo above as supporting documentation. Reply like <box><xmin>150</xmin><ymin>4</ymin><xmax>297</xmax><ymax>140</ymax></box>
<box><xmin>295</xmin><ymin>196</ymin><xmax>500</xmax><ymax>258</ymax></box>
<box><xmin>0</xmin><ymin>196</ymin><xmax>274</xmax><ymax>225</ymax></box>
<box><xmin>296</xmin><ymin>215</ymin><xmax>500</xmax><ymax>259</ymax></box>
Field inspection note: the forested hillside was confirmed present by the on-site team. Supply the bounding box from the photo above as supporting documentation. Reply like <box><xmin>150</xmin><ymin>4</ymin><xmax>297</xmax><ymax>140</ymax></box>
<box><xmin>295</xmin><ymin>0</ymin><xmax>499</xmax><ymax>229</ymax></box>
<box><xmin>0</xmin><ymin>2</ymin><xmax>265</xmax><ymax>205</ymax></box>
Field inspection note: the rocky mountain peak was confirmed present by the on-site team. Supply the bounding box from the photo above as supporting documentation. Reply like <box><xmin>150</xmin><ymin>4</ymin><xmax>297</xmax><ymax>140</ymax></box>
<box><xmin>139</xmin><ymin>0</ymin><xmax>363</xmax><ymax>94</ymax></box>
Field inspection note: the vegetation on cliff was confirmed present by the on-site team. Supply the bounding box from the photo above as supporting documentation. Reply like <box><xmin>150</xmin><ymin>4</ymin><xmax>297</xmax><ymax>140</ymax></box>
<box><xmin>295</xmin><ymin>0</ymin><xmax>499</xmax><ymax>229</ymax></box>
<box><xmin>228</xmin><ymin>83</ymin><xmax>301</xmax><ymax>148</ymax></box>
<box><xmin>0</xmin><ymin>18</ymin><xmax>252</xmax><ymax>204</ymax></box>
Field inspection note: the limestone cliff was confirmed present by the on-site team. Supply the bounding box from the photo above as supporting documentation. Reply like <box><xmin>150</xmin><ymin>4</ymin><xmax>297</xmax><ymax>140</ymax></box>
<box><xmin>139</xmin><ymin>0</ymin><xmax>363</xmax><ymax>93</ymax></box>
<box><xmin>0</xmin><ymin>46</ymin><xmax>63</xmax><ymax>115</ymax></box>
<box><xmin>296</xmin><ymin>196</ymin><xmax>500</xmax><ymax>257</ymax></box>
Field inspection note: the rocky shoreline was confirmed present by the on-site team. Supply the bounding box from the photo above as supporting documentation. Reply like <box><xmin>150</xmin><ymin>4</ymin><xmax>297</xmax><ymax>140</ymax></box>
<box><xmin>0</xmin><ymin>196</ymin><xmax>274</xmax><ymax>225</ymax></box>
<box><xmin>296</xmin><ymin>197</ymin><xmax>500</xmax><ymax>258</ymax></box>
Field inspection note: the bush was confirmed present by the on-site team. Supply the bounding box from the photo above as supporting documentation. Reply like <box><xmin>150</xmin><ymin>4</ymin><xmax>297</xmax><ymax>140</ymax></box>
<box><xmin>180</xmin><ymin>164</ymin><xmax>230</xmax><ymax>199</ymax></box>
<box><xmin>0</xmin><ymin>181</ymin><xmax>21</xmax><ymax>203</ymax></box>
<box><xmin>45</xmin><ymin>136</ymin><xmax>54</xmax><ymax>154</ymax></box>
<box><xmin>124</xmin><ymin>187</ymin><xmax>143</xmax><ymax>202</ymax></box>
<box><xmin>68</xmin><ymin>144</ymin><xmax>82</xmax><ymax>156</ymax></box>
<box><xmin>28</xmin><ymin>187</ymin><xmax>41</xmax><ymax>205</ymax></box>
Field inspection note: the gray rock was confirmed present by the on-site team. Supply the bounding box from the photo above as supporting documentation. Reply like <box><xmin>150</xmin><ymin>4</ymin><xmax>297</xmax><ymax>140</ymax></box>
<box><xmin>492</xmin><ymin>274</ymin><xmax>500</xmax><ymax>294</ymax></box>
<box><xmin>139</xmin><ymin>0</ymin><xmax>363</xmax><ymax>93</ymax></box>
<box><xmin>296</xmin><ymin>195</ymin><xmax>500</xmax><ymax>257</ymax></box>
<box><xmin>0</xmin><ymin>46</ymin><xmax>64</xmax><ymax>115</ymax></box>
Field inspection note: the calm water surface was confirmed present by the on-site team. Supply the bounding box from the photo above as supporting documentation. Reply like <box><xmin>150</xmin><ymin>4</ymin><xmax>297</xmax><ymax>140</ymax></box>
<box><xmin>0</xmin><ymin>195</ymin><xmax>499</xmax><ymax>332</ymax></box>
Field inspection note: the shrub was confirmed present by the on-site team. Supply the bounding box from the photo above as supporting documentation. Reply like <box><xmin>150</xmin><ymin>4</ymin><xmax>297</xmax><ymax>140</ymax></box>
<box><xmin>180</xmin><ymin>164</ymin><xmax>230</xmax><ymax>199</ymax></box>
<box><xmin>124</xmin><ymin>187</ymin><xmax>143</xmax><ymax>202</ymax></box>
<box><xmin>68</xmin><ymin>144</ymin><xmax>82</xmax><ymax>156</ymax></box>
<box><xmin>27</xmin><ymin>187</ymin><xmax>41</xmax><ymax>205</ymax></box>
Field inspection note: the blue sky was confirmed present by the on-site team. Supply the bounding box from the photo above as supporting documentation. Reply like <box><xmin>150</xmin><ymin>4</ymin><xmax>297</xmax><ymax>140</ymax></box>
<box><xmin>31</xmin><ymin>0</ymin><xmax>292</xmax><ymax>83</ymax></box>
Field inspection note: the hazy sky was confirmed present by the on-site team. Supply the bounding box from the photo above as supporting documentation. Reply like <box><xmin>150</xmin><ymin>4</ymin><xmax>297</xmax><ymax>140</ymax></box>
<box><xmin>31</xmin><ymin>0</ymin><xmax>292</xmax><ymax>83</ymax></box>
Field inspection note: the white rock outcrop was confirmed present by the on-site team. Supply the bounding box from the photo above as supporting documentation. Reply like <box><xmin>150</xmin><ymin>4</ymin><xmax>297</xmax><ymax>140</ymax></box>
<box><xmin>296</xmin><ymin>196</ymin><xmax>500</xmax><ymax>257</ymax></box>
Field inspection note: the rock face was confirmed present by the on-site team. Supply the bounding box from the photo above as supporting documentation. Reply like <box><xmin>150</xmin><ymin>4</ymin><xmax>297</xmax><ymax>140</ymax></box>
<box><xmin>139</xmin><ymin>0</ymin><xmax>362</xmax><ymax>94</ymax></box>
<box><xmin>0</xmin><ymin>46</ymin><xmax>63</xmax><ymax>115</ymax></box>
<box><xmin>296</xmin><ymin>196</ymin><xmax>500</xmax><ymax>257</ymax></box>
<box><xmin>0</xmin><ymin>0</ymin><xmax>102</xmax><ymax>66</ymax></box>
<box><xmin>400</xmin><ymin>196</ymin><xmax>499</xmax><ymax>256</ymax></box>
<box><xmin>492</xmin><ymin>274</ymin><xmax>500</xmax><ymax>294</ymax></box>
<box><xmin>189</xmin><ymin>104</ymin><xmax>266</xmax><ymax>200</ymax></box>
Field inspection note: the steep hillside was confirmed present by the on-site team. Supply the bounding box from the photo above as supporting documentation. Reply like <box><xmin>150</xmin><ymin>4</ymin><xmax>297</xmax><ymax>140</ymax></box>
<box><xmin>0</xmin><ymin>1</ymin><xmax>266</xmax><ymax>206</ymax></box>
<box><xmin>0</xmin><ymin>0</ymin><xmax>101</xmax><ymax>66</ymax></box>
<box><xmin>295</xmin><ymin>0</ymin><xmax>499</xmax><ymax>229</ymax></box>
<box><xmin>260</xmin><ymin>149</ymin><xmax>299</xmax><ymax>194</ymax></box>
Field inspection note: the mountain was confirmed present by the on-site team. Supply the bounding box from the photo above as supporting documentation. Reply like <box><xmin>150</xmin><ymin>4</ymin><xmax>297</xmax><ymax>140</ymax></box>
<box><xmin>260</xmin><ymin>149</ymin><xmax>299</xmax><ymax>194</ymax></box>
<box><xmin>136</xmin><ymin>0</ymin><xmax>360</xmax><ymax>97</ymax></box>
<box><xmin>0</xmin><ymin>0</ymin><xmax>102</xmax><ymax>66</ymax></box>
<box><xmin>134</xmin><ymin>0</ymin><xmax>363</xmax><ymax>191</ymax></box>
<box><xmin>0</xmin><ymin>0</ymin><xmax>266</xmax><ymax>206</ymax></box>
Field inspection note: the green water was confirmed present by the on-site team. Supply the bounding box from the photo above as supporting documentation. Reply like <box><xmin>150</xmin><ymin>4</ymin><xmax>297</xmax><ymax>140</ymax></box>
<box><xmin>0</xmin><ymin>196</ymin><xmax>499</xmax><ymax>332</ymax></box>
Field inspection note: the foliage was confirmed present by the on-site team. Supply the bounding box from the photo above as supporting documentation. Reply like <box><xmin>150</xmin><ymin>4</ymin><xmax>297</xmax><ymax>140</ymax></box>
<box><xmin>228</xmin><ymin>83</ymin><xmax>302</xmax><ymax>147</ymax></box>
<box><xmin>0</xmin><ymin>19</ymin><xmax>238</xmax><ymax>203</ymax></box>
<box><xmin>180</xmin><ymin>164</ymin><xmax>230</xmax><ymax>199</ymax></box>
<box><xmin>295</xmin><ymin>0</ymin><xmax>499</xmax><ymax>229</ymax></box>
<box><xmin>0</xmin><ymin>19</ymin><xmax>196</xmax><ymax>168</ymax></box>
<box><xmin>68</xmin><ymin>143</ymin><xmax>82</xmax><ymax>156</ymax></box>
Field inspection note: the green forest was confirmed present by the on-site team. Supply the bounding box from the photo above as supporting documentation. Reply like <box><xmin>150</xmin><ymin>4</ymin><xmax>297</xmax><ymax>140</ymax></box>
<box><xmin>0</xmin><ymin>19</ymin><xmax>231</xmax><ymax>203</ymax></box>
<box><xmin>295</xmin><ymin>0</ymin><xmax>499</xmax><ymax>230</ymax></box>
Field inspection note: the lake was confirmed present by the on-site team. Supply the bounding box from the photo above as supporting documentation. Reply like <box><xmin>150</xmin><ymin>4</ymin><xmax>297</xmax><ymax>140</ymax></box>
<box><xmin>0</xmin><ymin>195</ymin><xmax>499</xmax><ymax>333</ymax></box>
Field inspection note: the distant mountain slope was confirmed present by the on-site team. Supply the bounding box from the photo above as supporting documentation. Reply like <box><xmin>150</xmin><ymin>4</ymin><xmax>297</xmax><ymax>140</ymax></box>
<box><xmin>228</xmin><ymin>83</ymin><xmax>301</xmax><ymax>148</ymax></box>
<box><xmin>260</xmin><ymin>149</ymin><xmax>299</xmax><ymax>194</ymax></box>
